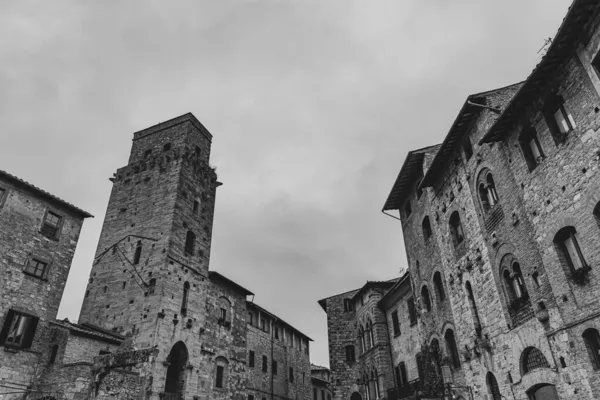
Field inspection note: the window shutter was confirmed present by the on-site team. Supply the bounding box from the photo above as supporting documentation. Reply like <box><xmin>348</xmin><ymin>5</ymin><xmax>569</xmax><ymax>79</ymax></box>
<box><xmin>0</xmin><ymin>310</ymin><xmax>15</xmax><ymax>344</ymax></box>
<box><xmin>22</xmin><ymin>316</ymin><xmax>39</xmax><ymax>349</ymax></box>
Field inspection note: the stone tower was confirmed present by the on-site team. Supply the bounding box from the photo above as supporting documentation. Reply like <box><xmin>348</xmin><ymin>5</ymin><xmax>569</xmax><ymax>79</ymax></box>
<box><xmin>79</xmin><ymin>113</ymin><xmax>219</xmax><ymax>348</ymax></box>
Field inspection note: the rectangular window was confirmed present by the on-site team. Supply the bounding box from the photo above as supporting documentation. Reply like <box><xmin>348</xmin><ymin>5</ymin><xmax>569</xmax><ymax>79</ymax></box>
<box><xmin>272</xmin><ymin>360</ymin><xmax>278</xmax><ymax>375</ymax></box>
<box><xmin>289</xmin><ymin>367</ymin><xmax>294</xmax><ymax>382</ymax></box>
<box><xmin>220</xmin><ymin>308</ymin><xmax>227</xmax><ymax>320</ymax></box>
<box><xmin>249</xmin><ymin>351</ymin><xmax>255</xmax><ymax>367</ymax></box>
<box><xmin>519</xmin><ymin>126</ymin><xmax>545</xmax><ymax>171</ymax></box>
<box><xmin>0</xmin><ymin>310</ymin><xmax>39</xmax><ymax>349</ymax></box>
<box><xmin>408</xmin><ymin>297</ymin><xmax>417</xmax><ymax>326</ymax></box>
<box><xmin>193</xmin><ymin>200</ymin><xmax>200</xmax><ymax>214</ymax></box>
<box><xmin>262</xmin><ymin>355</ymin><xmax>268</xmax><ymax>372</ymax></box>
<box><xmin>392</xmin><ymin>310</ymin><xmax>401</xmax><ymax>336</ymax></box>
<box><xmin>41</xmin><ymin>210</ymin><xmax>62</xmax><ymax>239</ymax></box>
<box><xmin>343</xmin><ymin>298</ymin><xmax>353</xmax><ymax>312</ymax></box>
<box><xmin>544</xmin><ymin>95</ymin><xmax>575</xmax><ymax>143</ymax></box>
<box><xmin>24</xmin><ymin>258</ymin><xmax>48</xmax><ymax>279</ymax></box>
<box><xmin>275</xmin><ymin>326</ymin><xmax>279</xmax><ymax>340</ymax></box>
<box><xmin>248</xmin><ymin>312</ymin><xmax>254</xmax><ymax>326</ymax></box>
<box><xmin>216</xmin><ymin>365</ymin><xmax>224</xmax><ymax>388</ymax></box>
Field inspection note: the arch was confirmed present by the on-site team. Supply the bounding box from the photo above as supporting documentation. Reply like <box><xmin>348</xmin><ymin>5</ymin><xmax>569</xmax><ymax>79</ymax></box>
<box><xmin>582</xmin><ymin>328</ymin><xmax>600</xmax><ymax>369</ymax></box>
<box><xmin>215</xmin><ymin>356</ymin><xmax>228</xmax><ymax>389</ymax></box>
<box><xmin>184</xmin><ymin>231</ymin><xmax>196</xmax><ymax>255</ymax></box>
<box><xmin>553</xmin><ymin>226</ymin><xmax>587</xmax><ymax>274</ymax></box>
<box><xmin>350</xmin><ymin>392</ymin><xmax>362</xmax><ymax>400</ymax></box>
<box><xmin>521</xmin><ymin>347</ymin><xmax>550</xmax><ymax>376</ymax></box>
<box><xmin>421</xmin><ymin>285</ymin><xmax>432</xmax><ymax>312</ymax></box>
<box><xmin>449</xmin><ymin>211</ymin><xmax>465</xmax><ymax>247</ymax></box>
<box><xmin>433</xmin><ymin>272</ymin><xmax>446</xmax><ymax>302</ymax></box>
<box><xmin>444</xmin><ymin>329</ymin><xmax>460</xmax><ymax>368</ymax></box>
<box><xmin>422</xmin><ymin>216</ymin><xmax>432</xmax><ymax>240</ymax></box>
<box><xmin>465</xmin><ymin>281</ymin><xmax>482</xmax><ymax>336</ymax></box>
<box><xmin>486</xmin><ymin>372</ymin><xmax>501</xmax><ymax>400</ymax></box>
<box><xmin>165</xmin><ymin>341</ymin><xmax>189</xmax><ymax>396</ymax></box>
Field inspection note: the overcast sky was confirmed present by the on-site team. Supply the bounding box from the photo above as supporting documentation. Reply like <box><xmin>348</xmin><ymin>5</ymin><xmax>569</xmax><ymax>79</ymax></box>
<box><xmin>1</xmin><ymin>0</ymin><xmax>571</xmax><ymax>367</ymax></box>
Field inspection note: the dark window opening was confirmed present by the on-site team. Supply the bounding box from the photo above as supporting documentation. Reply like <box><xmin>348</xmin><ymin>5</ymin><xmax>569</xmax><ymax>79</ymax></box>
<box><xmin>521</xmin><ymin>347</ymin><xmax>550</xmax><ymax>375</ymax></box>
<box><xmin>185</xmin><ymin>231</ymin><xmax>196</xmax><ymax>256</ymax></box>
<box><xmin>49</xmin><ymin>344</ymin><xmax>59</xmax><ymax>364</ymax></box>
<box><xmin>262</xmin><ymin>355</ymin><xmax>268</xmax><ymax>372</ymax></box>
<box><xmin>148</xmin><ymin>278</ymin><xmax>156</xmax><ymax>295</ymax></box>
<box><xmin>41</xmin><ymin>211</ymin><xmax>62</xmax><ymax>239</ymax></box>
<box><xmin>272</xmin><ymin>360</ymin><xmax>278</xmax><ymax>375</ymax></box>
<box><xmin>519</xmin><ymin>126</ymin><xmax>545</xmax><ymax>171</ymax></box>
<box><xmin>391</xmin><ymin>310</ymin><xmax>401</xmax><ymax>336</ymax></box>
<box><xmin>478</xmin><ymin>171</ymin><xmax>499</xmax><ymax>212</ymax></box>
<box><xmin>193</xmin><ymin>200</ymin><xmax>200</xmax><ymax>214</ymax></box>
<box><xmin>594</xmin><ymin>201</ymin><xmax>600</xmax><ymax>231</ymax></box>
<box><xmin>249</xmin><ymin>351</ymin><xmax>255</xmax><ymax>367</ymax></box>
<box><xmin>0</xmin><ymin>310</ymin><xmax>39</xmax><ymax>349</ymax></box>
<box><xmin>445</xmin><ymin>329</ymin><xmax>461</xmax><ymax>369</ymax></box>
<box><xmin>133</xmin><ymin>241</ymin><xmax>142</xmax><ymax>265</ymax></box>
<box><xmin>216</xmin><ymin>365</ymin><xmax>224</xmax><ymax>388</ymax></box>
<box><xmin>422</xmin><ymin>216</ymin><xmax>432</xmax><ymax>241</ymax></box>
<box><xmin>343</xmin><ymin>298</ymin><xmax>354</xmax><ymax>312</ymax></box>
<box><xmin>144</xmin><ymin>149</ymin><xmax>152</xmax><ymax>158</ymax></box>
<box><xmin>583</xmin><ymin>328</ymin><xmax>600</xmax><ymax>370</ymax></box>
<box><xmin>289</xmin><ymin>367</ymin><xmax>294</xmax><ymax>382</ymax></box>
<box><xmin>433</xmin><ymin>272</ymin><xmax>446</xmax><ymax>302</ymax></box>
<box><xmin>163</xmin><ymin>143</ymin><xmax>172</xmax><ymax>152</ymax></box>
<box><xmin>345</xmin><ymin>345</ymin><xmax>355</xmax><ymax>363</ymax></box>
<box><xmin>24</xmin><ymin>258</ymin><xmax>48</xmax><ymax>279</ymax></box>
<box><xmin>544</xmin><ymin>94</ymin><xmax>575</xmax><ymax>143</ymax></box>
<box><xmin>181</xmin><ymin>282</ymin><xmax>190</xmax><ymax>315</ymax></box>
<box><xmin>421</xmin><ymin>286</ymin><xmax>432</xmax><ymax>312</ymax></box>
<box><xmin>408</xmin><ymin>297</ymin><xmax>417</xmax><ymax>326</ymax></box>
<box><xmin>449</xmin><ymin>211</ymin><xmax>465</xmax><ymax>248</ymax></box>
<box><xmin>487</xmin><ymin>372</ymin><xmax>501</xmax><ymax>400</ymax></box>
<box><xmin>554</xmin><ymin>226</ymin><xmax>588</xmax><ymax>274</ymax></box>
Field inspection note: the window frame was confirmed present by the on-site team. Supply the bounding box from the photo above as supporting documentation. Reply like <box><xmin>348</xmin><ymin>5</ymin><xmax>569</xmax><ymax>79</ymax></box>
<box><xmin>0</xmin><ymin>310</ymin><xmax>39</xmax><ymax>350</ymax></box>
<box><xmin>407</xmin><ymin>297</ymin><xmax>417</xmax><ymax>326</ymax></box>
<box><xmin>391</xmin><ymin>309</ymin><xmax>401</xmax><ymax>336</ymax></box>
<box><xmin>40</xmin><ymin>209</ymin><xmax>64</xmax><ymax>240</ymax></box>
<box><xmin>519</xmin><ymin>126</ymin><xmax>545</xmax><ymax>171</ymax></box>
<box><xmin>23</xmin><ymin>256</ymin><xmax>50</xmax><ymax>280</ymax></box>
<box><xmin>583</xmin><ymin>328</ymin><xmax>600</xmax><ymax>370</ymax></box>
<box><xmin>544</xmin><ymin>94</ymin><xmax>575</xmax><ymax>144</ymax></box>
<box><xmin>554</xmin><ymin>226</ymin><xmax>588</xmax><ymax>274</ymax></box>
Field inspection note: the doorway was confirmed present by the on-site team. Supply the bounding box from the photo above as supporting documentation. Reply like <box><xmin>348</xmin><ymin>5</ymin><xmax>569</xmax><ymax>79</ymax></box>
<box><xmin>164</xmin><ymin>341</ymin><xmax>188</xmax><ymax>399</ymax></box>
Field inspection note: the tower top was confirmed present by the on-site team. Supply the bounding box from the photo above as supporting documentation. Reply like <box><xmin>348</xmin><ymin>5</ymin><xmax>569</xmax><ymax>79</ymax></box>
<box><xmin>133</xmin><ymin>112</ymin><xmax>213</xmax><ymax>142</ymax></box>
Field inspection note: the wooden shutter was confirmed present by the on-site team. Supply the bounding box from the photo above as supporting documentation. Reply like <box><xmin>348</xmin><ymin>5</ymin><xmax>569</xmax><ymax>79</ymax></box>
<box><xmin>0</xmin><ymin>310</ymin><xmax>15</xmax><ymax>344</ymax></box>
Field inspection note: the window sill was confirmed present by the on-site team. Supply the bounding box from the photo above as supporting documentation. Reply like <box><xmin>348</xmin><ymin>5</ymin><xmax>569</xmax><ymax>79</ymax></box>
<box><xmin>22</xmin><ymin>270</ymin><xmax>47</xmax><ymax>281</ymax></box>
<box><xmin>3</xmin><ymin>344</ymin><xmax>22</xmax><ymax>353</ymax></box>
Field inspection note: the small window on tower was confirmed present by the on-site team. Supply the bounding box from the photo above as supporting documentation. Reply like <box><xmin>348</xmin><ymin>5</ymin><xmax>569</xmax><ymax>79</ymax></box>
<box><xmin>133</xmin><ymin>241</ymin><xmax>142</xmax><ymax>265</ymax></box>
<box><xmin>163</xmin><ymin>143</ymin><xmax>172</xmax><ymax>152</ymax></box>
<box><xmin>193</xmin><ymin>200</ymin><xmax>200</xmax><ymax>214</ymax></box>
<box><xmin>144</xmin><ymin>149</ymin><xmax>152</xmax><ymax>158</ymax></box>
<box><xmin>195</xmin><ymin>146</ymin><xmax>201</xmax><ymax>157</ymax></box>
<box><xmin>24</xmin><ymin>258</ymin><xmax>49</xmax><ymax>279</ymax></box>
<box><xmin>185</xmin><ymin>231</ymin><xmax>196</xmax><ymax>255</ymax></box>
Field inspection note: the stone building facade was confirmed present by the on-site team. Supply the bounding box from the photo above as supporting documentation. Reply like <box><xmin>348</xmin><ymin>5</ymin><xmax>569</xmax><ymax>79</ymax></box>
<box><xmin>310</xmin><ymin>365</ymin><xmax>332</xmax><ymax>400</ymax></box>
<box><xmin>0</xmin><ymin>169</ymin><xmax>92</xmax><ymax>398</ymax></box>
<box><xmin>323</xmin><ymin>1</ymin><xmax>600</xmax><ymax>400</ymax></box>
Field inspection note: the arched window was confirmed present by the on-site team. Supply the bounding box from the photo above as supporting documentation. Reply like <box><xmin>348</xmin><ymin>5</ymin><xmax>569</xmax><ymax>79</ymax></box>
<box><xmin>553</xmin><ymin>226</ymin><xmax>587</xmax><ymax>273</ymax></box>
<box><xmin>422</xmin><ymin>217</ymin><xmax>432</xmax><ymax>241</ymax></box>
<box><xmin>449</xmin><ymin>211</ymin><xmax>465</xmax><ymax>247</ymax></box>
<box><xmin>521</xmin><ymin>347</ymin><xmax>550</xmax><ymax>375</ymax></box>
<box><xmin>486</xmin><ymin>372</ymin><xmax>501</xmax><ymax>400</ymax></box>
<box><xmin>367</xmin><ymin>319</ymin><xmax>375</xmax><ymax>347</ymax></box>
<box><xmin>148</xmin><ymin>278</ymin><xmax>156</xmax><ymax>295</ymax></box>
<box><xmin>185</xmin><ymin>231</ymin><xmax>196</xmax><ymax>255</ymax></box>
<box><xmin>433</xmin><ymin>272</ymin><xmax>446</xmax><ymax>302</ymax></box>
<box><xmin>477</xmin><ymin>170</ymin><xmax>499</xmax><ymax>212</ymax></box>
<box><xmin>582</xmin><ymin>328</ymin><xmax>600</xmax><ymax>369</ymax></box>
<box><xmin>133</xmin><ymin>241</ymin><xmax>142</xmax><ymax>265</ymax></box>
<box><xmin>215</xmin><ymin>356</ymin><xmax>228</xmax><ymax>389</ymax></box>
<box><xmin>364</xmin><ymin>322</ymin><xmax>372</xmax><ymax>349</ymax></box>
<box><xmin>465</xmin><ymin>281</ymin><xmax>482</xmax><ymax>336</ymax></box>
<box><xmin>444</xmin><ymin>329</ymin><xmax>460</xmax><ymax>368</ymax></box>
<box><xmin>363</xmin><ymin>372</ymin><xmax>371</xmax><ymax>400</ymax></box>
<box><xmin>217</xmin><ymin>297</ymin><xmax>231</xmax><ymax>327</ymax></box>
<box><xmin>421</xmin><ymin>286</ymin><xmax>432</xmax><ymax>312</ymax></box>
<box><xmin>371</xmin><ymin>368</ymin><xmax>380</xmax><ymax>399</ymax></box>
<box><xmin>181</xmin><ymin>282</ymin><xmax>190</xmax><ymax>315</ymax></box>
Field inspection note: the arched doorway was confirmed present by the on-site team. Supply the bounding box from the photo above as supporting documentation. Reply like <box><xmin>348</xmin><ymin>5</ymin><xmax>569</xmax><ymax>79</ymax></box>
<box><xmin>527</xmin><ymin>384</ymin><xmax>559</xmax><ymax>400</ymax></box>
<box><xmin>350</xmin><ymin>392</ymin><xmax>362</xmax><ymax>400</ymax></box>
<box><xmin>164</xmin><ymin>341</ymin><xmax>188</xmax><ymax>399</ymax></box>
<box><xmin>486</xmin><ymin>372</ymin><xmax>501</xmax><ymax>400</ymax></box>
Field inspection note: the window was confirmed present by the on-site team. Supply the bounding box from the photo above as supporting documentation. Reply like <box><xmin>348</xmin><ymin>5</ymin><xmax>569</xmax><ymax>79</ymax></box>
<box><xmin>366</xmin><ymin>319</ymin><xmax>374</xmax><ymax>348</ymax></box>
<box><xmin>554</xmin><ymin>226</ymin><xmax>588</xmax><ymax>273</ymax></box>
<box><xmin>49</xmin><ymin>344</ymin><xmax>59</xmax><ymax>364</ymax></box>
<box><xmin>217</xmin><ymin>297</ymin><xmax>231</xmax><ymax>327</ymax></box>
<box><xmin>519</xmin><ymin>127</ymin><xmax>545</xmax><ymax>171</ymax></box>
<box><xmin>248</xmin><ymin>312</ymin><xmax>254</xmax><ymax>326</ymax></box>
<box><xmin>249</xmin><ymin>396</ymin><xmax>254</xmax><ymax>400</ymax></box>
<box><xmin>148</xmin><ymin>278</ymin><xmax>156</xmax><ymax>295</ymax></box>
<box><xmin>421</xmin><ymin>286</ymin><xmax>432</xmax><ymax>312</ymax></box>
<box><xmin>449</xmin><ymin>211</ymin><xmax>465</xmax><ymax>248</ymax></box>
<box><xmin>343</xmin><ymin>298</ymin><xmax>353</xmax><ymax>312</ymax></box>
<box><xmin>465</xmin><ymin>281</ymin><xmax>482</xmax><ymax>336</ymax></box>
<box><xmin>133</xmin><ymin>241</ymin><xmax>142</xmax><ymax>265</ymax></box>
<box><xmin>345</xmin><ymin>345</ymin><xmax>355</xmax><ymax>363</ymax></box>
<box><xmin>181</xmin><ymin>282</ymin><xmax>190</xmax><ymax>315</ymax></box>
<box><xmin>521</xmin><ymin>347</ymin><xmax>550</xmax><ymax>375</ymax></box>
<box><xmin>399</xmin><ymin>362</ymin><xmax>408</xmax><ymax>386</ymax></box>
<box><xmin>544</xmin><ymin>95</ymin><xmax>575</xmax><ymax>143</ymax></box>
<box><xmin>163</xmin><ymin>143</ymin><xmax>172</xmax><ymax>152</ymax></box>
<box><xmin>404</xmin><ymin>200</ymin><xmax>412</xmax><ymax>218</ymax></box>
<box><xmin>0</xmin><ymin>310</ymin><xmax>38</xmax><ymax>349</ymax></box>
<box><xmin>262</xmin><ymin>355</ymin><xmax>268</xmax><ymax>372</ymax></box>
<box><xmin>583</xmin><ymin>329</ymin><xmax>600</xmax><ymax>369</ymax></box>
<box><xmin>408</xmin><ymin>297</ymin><xmax>417</xmax><ymax>326</ymax></box>
<box><xmin>272</xmin><ymin>360</ymin><xmax>278</xmax><ymax>375</ymax></box>
<box><xmin>289</xmin><ymin>367</ymin><xmax>294</xmax><ymax>382</ymax></box>
<box><xmin>391</xmin><ymin>310</ymin><xmax>400</xmax><ymax>336</ymax></box>
<box><xmin>193</xmin><ymin>200</ymin><xmax>200</xmax><ymax>214</ymax></box>
<box><xmin>503</xmin><ymin>261</ymin><xmax>527</xmax><ymax>302</ymax></box>
<box><xmin>445</xmin><ymin>329</ymin><xmax>461</xmax><ymax>368</ymax></box>
<box><xmin>260</xmin><ymin>318</ymin><xmax>268</xmax><ymax>332</ymax></box>
<box><xmin>478</xmin><ymin>171</ymin><xmax>499</xmax><ymax>212</ymax></box>
<box><xmin>215</xmin><ymin>357</ymin><xmax>228</xmax><ymax>389</ymax></box>
<box><xmin>249</xmin><ymin>351</ymin><xmax>255</xmax><ymax>367</ymax></box>
<box><xmin>41</xmin><ymin>210</ymin><xmax>62</xmax><ymax>239</ymax></box>
<box><xmin>462</xmin><ymin>136</ymin><xmax>473</xmax><ymax>160</ymax></box>
<box><xmin>274</xmin><ymin>326</ymin><xmax>279</xmax><ymax>340</ymax></box>
<box><xmin>422</xmin><ymin>216</ymin><xmax>432</xmax><ymax>241</ymax></box>
<box><xmin>433</xmin><ymin>272</ymin><xmax>446</xmax><ymax>302</ymax></box>
<box><xmin>359</xmin><ymin>325</ymin><xmax>365</xmax><ymax>353</ymax></box>
<box><xmin>195</xmin><ymin>146</ymin><xmax>201</xmax><ymax>157</ymax></box>
<box><xmin>487</xmin><ymin>372</ymin><xmax>501</xmax><ymax>400</ymax></box>
<box><xmin>24</xmin><ymin>258</ymin><xmax>49</xmax><ymax>279</ymax></box>
<box><xmin>185</xmin><ymin>231</ymin><xmax>196</xmax><ymax>255</ymax></box>
<box><xmin>144</xmin><ymin>149</ymin><xmax>152</xmax><ymax>158</ymax></box>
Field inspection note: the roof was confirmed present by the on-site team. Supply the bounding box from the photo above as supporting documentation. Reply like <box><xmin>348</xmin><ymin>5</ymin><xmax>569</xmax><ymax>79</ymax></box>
<box><xmin>247</xmin><ymin>301</ymin><xmax>313</xmax><ymax>341</ymax></box>
<box><xmin>311</xmin><ymin>376</ymin><xmax>330</xmax><ymax>386</ymax></box>
<box><xmin>419</xmin><ymin>82</ymin><xmax>523</xmax><ymax>188</ymax></box>
<box><xmin>133</xmin><ymin>112</ymin><xmax>213</xmax><ymax>142</ymax></box>
<box><xmin>481</xmin><ymin>0</ymin><xmax>600</xmax><ymax>144</ymax></box>
<box><xmin>50</xmin><ymin>319</ymin><xmax>124</xmax><ymax>345</ymax></box>
<box><xmin>317</xmin><ymin>287</ymin><xmax>361</xmax><ymax>312</ymax></box>
<box><xmin>0</xmin><ymin>169</ymin><xmax>93</xmax><ymax>218</ymax></box>
<box><xmin>350</xmin><ymin>278</ymin><xmax>400</xmax><ymax>302</ymax></box>
<box><xmin>311</xmin><ymin>364</ymin><xmax>330</xmax><ymax>371</ymax></box>
<box><xmin>382</xmin><ymin>144</ymin><xmax>441</xmax><ymax>211</ymax></box>
<box><xmin>208</xmin><ymin>271</ymin><xmax>254</xmax><ymax>296</ymax></box>
<box><xmin>379</xmin><ymin>271</ymin><xmax>412</xmax><ymax>310</ymax></box>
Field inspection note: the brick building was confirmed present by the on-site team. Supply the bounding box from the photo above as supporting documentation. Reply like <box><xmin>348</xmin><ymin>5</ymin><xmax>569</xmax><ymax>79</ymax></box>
<box><xmin>310</xmin><ymin>365</ymin><xmax>331</xmax><ymax>400</ymax></box>
<box><xmin>0</xmin><ymin>170</ymin><xmax>92</xmax><ymax>396</ymax></box>
<box><xmin>323</xmin><ymin>1</ymin><xmax>600</xmax><ymax>399</ymax></box>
